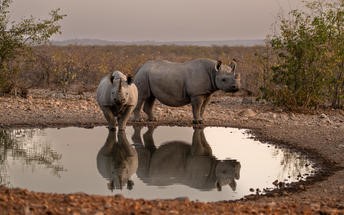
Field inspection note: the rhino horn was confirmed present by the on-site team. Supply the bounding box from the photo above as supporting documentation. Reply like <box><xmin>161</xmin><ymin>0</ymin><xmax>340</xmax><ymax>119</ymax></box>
<box><xmin>118</xmin><ymin>79</ymin><xmax>122</xmax><ymax>92</ymax></box>
<box><xmin>215</xmin><ymin>60</ymin><xmax>222</xmax><ymax>72</ymax></box>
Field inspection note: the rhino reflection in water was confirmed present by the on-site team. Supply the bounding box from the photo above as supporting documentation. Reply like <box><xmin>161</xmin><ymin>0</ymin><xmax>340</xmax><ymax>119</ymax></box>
<box><xmin>97</xmin><ymin>130</ymin><xmax>138</xmax><ymax>191</ymax></box>
<box><xmin>132</xmin><ymin>126</ymin><xmax>241</xmax><ymax>191</ymax></box>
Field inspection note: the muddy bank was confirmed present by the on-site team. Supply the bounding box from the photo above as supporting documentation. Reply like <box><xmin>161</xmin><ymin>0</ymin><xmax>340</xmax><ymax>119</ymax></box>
<box><xmin>0</xmin><ymin>89</ymin><xmax>344</xmax><ymax>214</ymax></box>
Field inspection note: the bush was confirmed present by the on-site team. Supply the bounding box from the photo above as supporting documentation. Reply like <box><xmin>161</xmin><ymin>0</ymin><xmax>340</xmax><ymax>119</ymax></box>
<box><xmin>263</xmin><ymin>0</ymin><xmax>344</xmax><ymax>109</ymax></box>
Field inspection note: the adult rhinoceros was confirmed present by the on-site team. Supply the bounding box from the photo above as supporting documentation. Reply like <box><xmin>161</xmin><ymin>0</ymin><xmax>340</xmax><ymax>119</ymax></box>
<box><xmin>132</xmin><ymin>126</ymin><xmax>241</xmax><ymax>191</ymax></box>
<box><xmin>133</xmin><ymin>58</ymin><xmax>240</xmax><ymax>124</ymax></box>
<box><xmin>96</xmin><ymin>71</ymin><xmax>138</xmax><ymax>130</ymax></box>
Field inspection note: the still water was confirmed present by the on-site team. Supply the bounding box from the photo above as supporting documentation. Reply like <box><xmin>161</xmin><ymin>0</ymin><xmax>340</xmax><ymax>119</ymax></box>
<box><xmin>0</xmin><ymin>126</ymin><xmax>315</xmax><ymax>202</ymax></box>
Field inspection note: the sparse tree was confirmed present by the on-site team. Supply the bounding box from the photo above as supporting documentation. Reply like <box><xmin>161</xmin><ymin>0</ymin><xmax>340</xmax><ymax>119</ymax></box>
<box><xmin>0</xmin><ymin>0</ymin><xmax>65</xmax><ymax>94</ymax></box>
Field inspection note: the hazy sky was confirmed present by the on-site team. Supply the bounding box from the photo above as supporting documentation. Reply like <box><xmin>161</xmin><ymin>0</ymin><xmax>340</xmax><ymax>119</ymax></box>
<box><xmin>10</xmin><ymin>0</ymin><xmax>303</xmax><ymax>42</ymax></box>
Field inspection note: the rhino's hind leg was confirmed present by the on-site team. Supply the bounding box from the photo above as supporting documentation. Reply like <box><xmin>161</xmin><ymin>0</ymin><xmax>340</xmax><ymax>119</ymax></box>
<box><xmin>143</xmin><ymin>96</ymin><xmax>156</xmax><ymax>121</ymax></box>
<box><xmin>101</xmin><ymin>106</ymin><xmax>117</xmax><ymax>131</ymax></box>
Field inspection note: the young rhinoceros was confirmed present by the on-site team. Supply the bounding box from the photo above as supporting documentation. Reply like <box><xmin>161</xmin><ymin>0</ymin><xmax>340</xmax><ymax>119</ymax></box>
<box><xmin>96</xmin><ymin>71</ymin><xmax>138</xmax><ymax>130</ymax></box>
<box><xmin>133</xmin><ymin>58</ymin><xmax>240</xmax><ymax>124</ymax></box>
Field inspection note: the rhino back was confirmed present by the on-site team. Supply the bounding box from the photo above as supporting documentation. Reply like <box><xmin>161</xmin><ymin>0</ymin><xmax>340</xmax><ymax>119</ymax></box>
<box><xmin>146</xmin><ymin>141</ymin><xmax>217</xmax><ymax>189</ymax></box>
<box><xmin>135</xmin><ymin>59</ymin><xmax>216</xmax><ymax>107</ymax></box>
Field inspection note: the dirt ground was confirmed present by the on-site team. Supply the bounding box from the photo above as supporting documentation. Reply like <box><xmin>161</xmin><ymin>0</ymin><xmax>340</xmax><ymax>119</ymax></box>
<box><xmin>0</xmin><ymin>89</ymin><xmax>344</xmax><ymax>214</ymax></box>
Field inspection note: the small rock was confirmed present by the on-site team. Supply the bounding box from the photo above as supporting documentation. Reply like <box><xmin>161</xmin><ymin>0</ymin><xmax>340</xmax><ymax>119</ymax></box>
<box><xmin>299</xmin><ymin>185</ymin><xmax>305</xmax><ymax>190</ymax></box>
<box><xmin>319</xmin><ymin>113</ymin><xmax>328</xmax><ymax>118</ymax></box>
<box><xmin>238</xmin><ymin>109</ymin><xmax>257</xmax><ymax>117</ymax></box>
<box><xmin>267</xmin><ymin>201</ymin><xmax>277</xmax><ymax>207</ymax></box>
<box><xmin>175</xmin><ymin>197</ymin><xmax>189</xmax><ymax>202</ymax></box>
<box><xmin>272</xmin><ymin>113</ymin><xmax>277</xmax><ymax>119</ymax></box>
<box><xmin>114</xmin><ymin>194</ymin><xmax>124</xmax><ymax>199</ymax></box>
<box><xmin>310</xmin><ymin>203</ymin><xmax>320</xmax><ymax>210</ymax></box>
<box><xmin>241</xmin><ymin>97</ymin><xmax>253</xmax><ymax>104</ymax></box>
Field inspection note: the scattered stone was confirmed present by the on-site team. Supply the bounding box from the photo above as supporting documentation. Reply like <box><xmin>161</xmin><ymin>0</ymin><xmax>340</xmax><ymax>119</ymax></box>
<box><xmin>238</xmin><ymin>109</ymin><xmax>257</xmax><ymax>117</ymax></box>
<box><xmin>241</xmin><ymin>97</ymin><xmax>253</xmax><ymax>104</ymax></box>
<box><xmin>174</xmin><ymin>197</ymin><xmax>189</xmax><ymax>202</ymax></box>
<box><xmin>319</xmin><ymin>113</ymin><xmax>328</xmax><ymax>119</ymax></box>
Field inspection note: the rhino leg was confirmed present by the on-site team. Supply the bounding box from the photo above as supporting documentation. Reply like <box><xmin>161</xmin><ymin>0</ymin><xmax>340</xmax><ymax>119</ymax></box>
<box><xmin>143</xmin><ymin>125</ymin><xmax>157</xmax><ymax>153</ymax></box>
<box><xmin>200</xmin><ymin>95</ymin><xmax>212</xmax><ymax>119</ymax></box>
<box><xmin>101</xmin><ymin>106</ymin><xmax>117</xmax><ymax>131</ymax></box>
<box><xmin>143</xmin><ymin>96</ymin><xmax>156</xmax><ymax>121</ymax></box>
<box><xmin>118</xmin><ymin>106</ymin><xmax>135</xmax><ymax>131</ymax></box>
<box><xmin>133</xmin><ymin>98</ymin><xmax>144</xmax><ymax>122</ymax></box>
<box><xmin>191</xmin><ymin>128</ymin><xmax>212</xmax><ymax>156</ymax></box>
<box><xmin>132</xmin><ymin>125</ymin><xmax>153</xmax><ymax>180</ymax></box>
<box><xmin>191</xmin><ymin>96</ymin><xmax>206</xmax><ymax>124</ymax></box>
<box><xmin>132</xmin><ymin>125</ymin><xmax>143</xmax><ymax>146</ymax></box>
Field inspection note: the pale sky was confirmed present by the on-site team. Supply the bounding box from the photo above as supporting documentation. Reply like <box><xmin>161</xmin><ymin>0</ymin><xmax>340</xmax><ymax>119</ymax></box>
<box><xmin>9</xmin><ymin>0</ymin><xmax>303</xmax><ymax>42</ymax></box>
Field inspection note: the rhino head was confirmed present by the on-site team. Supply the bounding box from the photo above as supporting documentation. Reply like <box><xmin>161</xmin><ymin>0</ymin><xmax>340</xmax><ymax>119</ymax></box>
<box><xmin>110</xmin><ymin>73</ymin><xmax>134</xmax><ymax>106</ymax></box>
<box><xmin>215</xmin><ymin>159</ymin><xmax>241</xmax><ymax>191</ymax></box>
<box><xmin>214</xmin><ymin>59</ymin><xmax>240</xmax><ymax>93</ymax></box>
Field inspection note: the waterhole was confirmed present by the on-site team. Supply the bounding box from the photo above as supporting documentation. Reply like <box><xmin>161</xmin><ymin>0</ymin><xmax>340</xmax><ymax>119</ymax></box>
<box><xmin>0</xmin><ymin>126</ymin><xmax>316</xmax><ymax>202</ymax></box>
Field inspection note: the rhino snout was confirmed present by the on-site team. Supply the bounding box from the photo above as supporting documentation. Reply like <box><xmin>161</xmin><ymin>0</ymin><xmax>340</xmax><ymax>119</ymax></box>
<box><xmin>114</xmin><ymin>98</ymin><xmax>125</xmax><ymax>105</ymax></box>
<box><xmin>226</xmin><ymin>85</ymin><xmax>239</xmax><ymax>93</ymax></box>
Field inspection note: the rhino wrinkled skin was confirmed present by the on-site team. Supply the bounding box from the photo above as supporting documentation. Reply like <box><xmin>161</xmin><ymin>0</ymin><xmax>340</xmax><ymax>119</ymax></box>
<box><xmin>133</xmin><ymin>58</ymin><xmax>240</xmax><ymax>124</ymax></box>
<box><xmin>97</xmin><ymin>129</ymin><xmax>138</xmax><ymax>191</ymax></box>
<box><xmin>96</xmin><ymin>71</ymin><xmax>138</xmax><ymax>130</ymax></box>
<box><xmin>132</xmin><ymin>126</ymin><xmax>241</xmax><ymax>191</ymax></box>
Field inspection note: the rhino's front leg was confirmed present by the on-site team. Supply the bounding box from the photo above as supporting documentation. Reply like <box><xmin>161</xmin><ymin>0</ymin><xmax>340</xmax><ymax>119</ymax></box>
<box><xmin>200</xmin><ymin>95</ymin><xmax>212</xmax><ymax>119</ymax></box>
<box><xmin>132</xmin><ymin>125</ymin><xmax>143</xmax><ymax>145</ymax></box>
<box><xmin>101</xmin><ymin>106</ymin><xmax>117</xmax><ymax>131</ymax></box>
<box><xmin>118</xmin><ymin>106</ymin><xmax>135</xmax><ymax>131</ymax></box>
<box><xmin>191</xmin><ymin>96</ymin><xmax>206</xmax><ymax>124</ymax></box>
<box><xmin>191</xmin><ymin>128</ymin><xmax>212</xmax><ymax>156</ymax></box>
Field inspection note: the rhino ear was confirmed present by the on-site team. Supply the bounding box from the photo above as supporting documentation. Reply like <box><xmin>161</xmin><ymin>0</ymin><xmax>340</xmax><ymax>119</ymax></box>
<box><xmin>215</xmin><ymin>60</ymin><xmax>222</xmax><ymax>72</ymax></box>
<box><xmin>127</xmin><ymin>75</ymin><xmax>133</xmax><ymax>85</ymax></box>
<box><xmin>110</xmin><ymin>73</ymin><xmax>115</xmax><ymax>83</ymax></box>
<box><xmin>229</xmin><ymin>58</ymin><xmax>237</xmax><ymax>73</ymax></box>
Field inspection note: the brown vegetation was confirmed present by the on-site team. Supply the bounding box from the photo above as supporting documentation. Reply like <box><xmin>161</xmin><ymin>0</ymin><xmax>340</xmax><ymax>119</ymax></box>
<box><xmin>21</xmin><ymin>45</ymin><xmax>266</xmax><ymax>95</ymax></box>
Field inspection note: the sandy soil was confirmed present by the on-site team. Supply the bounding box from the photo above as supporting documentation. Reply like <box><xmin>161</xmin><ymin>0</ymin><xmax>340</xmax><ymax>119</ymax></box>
<box><xmin>0</xmin><ymin>89</ymin><xmax>344</xmax><ymax>214</ymax></box>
